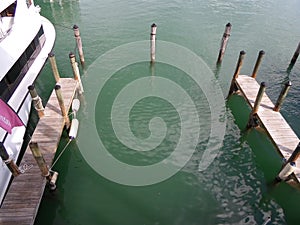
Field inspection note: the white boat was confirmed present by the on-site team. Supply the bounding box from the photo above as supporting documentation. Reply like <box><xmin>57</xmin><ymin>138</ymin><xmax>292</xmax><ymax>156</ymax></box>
<box><xmin>0</xmin><ymin>0</ymin><xmax>55</xmax><ymax>205</ymax></box>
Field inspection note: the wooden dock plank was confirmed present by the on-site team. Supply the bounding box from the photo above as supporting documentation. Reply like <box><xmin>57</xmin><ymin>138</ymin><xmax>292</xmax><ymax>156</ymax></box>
<box><xmin>235</xmin><ymin>75</ymin><xmax>300</xmax><ymax>182</ymax></box>
<box><xmin>0</xmin><ymin>78</ymin><xmax>78</xmax><ymax>225</ymax></box>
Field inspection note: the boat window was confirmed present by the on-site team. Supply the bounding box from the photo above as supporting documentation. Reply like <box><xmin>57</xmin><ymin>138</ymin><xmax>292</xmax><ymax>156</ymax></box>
<box><xmin>0</xmin><ymin>25</ymin><xmax>45</xmax><ymax>101</ymax></box>
<box><xmin>0</xmin><ymin>2</ymin><xmax>16</xmax><ymax>17</ymax></box>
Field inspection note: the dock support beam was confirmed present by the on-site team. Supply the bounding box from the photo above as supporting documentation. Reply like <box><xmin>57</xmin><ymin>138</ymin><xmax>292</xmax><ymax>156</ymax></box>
<box><xmin>273</xmin><ymin>81</ymin><xmax>292</xmax><ymax>112</ymax></box>
<box><xmin>247</xmin><ymin>82</ymin><xmax>266</xmax><ymax>128</ymax></box>
<box><xmin>28</xmin><ymin>85</ymin><xmax>44</xmax><ymax>118</ymax></box>
<box><xmin>0</xmin><ymin>142</ymin><xmax>20</xmax><ymax>176</ymax></box>
<box><xmin>217</xmin><ymin>23</ymin><xmax>232</xmax><ymax>64</ymax></box>
<box><xmin>251</xmin><ymin>50</ymin><xmax>265</xmax><ymax>78</ymax></box>
<box><xmin>55</xmin><ymin>84</ymin><xmax>71</xmax><ymax>129</ymax></box>
<box><xmin>228</xmin><ymin>50</ymin><xmax>246</xmax><ymax>96</ymax></box>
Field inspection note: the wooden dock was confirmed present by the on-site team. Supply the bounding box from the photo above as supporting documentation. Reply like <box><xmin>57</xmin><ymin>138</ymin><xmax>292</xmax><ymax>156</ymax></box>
<box><xmin>0</xmin><ymin>78</ymin><xmax>78</xmax><ymax>225</ymax></box>
<box><xmin>233</xmin><ymin>75</ymin><xmax>300</xmax><ymax>182</ymax></box>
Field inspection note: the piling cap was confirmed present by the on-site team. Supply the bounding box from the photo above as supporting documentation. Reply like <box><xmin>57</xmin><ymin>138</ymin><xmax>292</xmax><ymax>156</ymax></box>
<box><xmin>261</xmin><ymin>82</ymin><xmax>266</xmax><ymax>87</ymax></box>
<box><xmin>151</xmin><ymin>23</ymin><xmax>157</xmax><ymax>28</ymax></box>
<box><xmin>48</xmin><ymin>52</ymin><xmax>55</xmax><ymax>57</ymax></box>
<box><xmin>259</xmin><ymin>50</ymin><xmax>265</xmax><ymax>55</ymax></box>
<box><xmin>73</xmin><ymin>24</ymin><xmax>79</xmax><ymax>29</ymax></box>
<box><xmin>240</xmin><ymin>50</ymin><xmax>246</xmax><ymax>55</ymax></box>
<box><xmin>28</xmin><ymin>84</ymin><xmax>35</xmax><ymax>90</ymax></box>
<box><xmin>69</xmin><ymin>52</ymin><xmax>75</xmax><ymax>58</ymax></box>
<box><xmin>226</xmin><ymin>22</ymin><xmax>231</xmax><ymax>27</ymax></box>
<box><xmin>285</xmin><ymin>81</ymin><xmax>292</xmax><ymax>86</ymax></box>
<box><xmin>55</xmin><ymin>84</ymin><xmax>61</xmax><ymax>90</ymax></box>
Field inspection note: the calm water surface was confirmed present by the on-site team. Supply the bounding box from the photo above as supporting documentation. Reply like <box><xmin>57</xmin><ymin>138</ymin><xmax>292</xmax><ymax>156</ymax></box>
<box><xmin>33</xmin><ymin>0</ymin><xmax>300</xmax><ymax>224</ymax></box>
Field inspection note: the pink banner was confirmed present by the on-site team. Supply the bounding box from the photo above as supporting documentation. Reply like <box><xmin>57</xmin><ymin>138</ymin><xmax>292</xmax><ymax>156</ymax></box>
<box><xmin>0</xmin><ymin>99</ymin><xmax>24</xmax><ymax>134</ymax></box>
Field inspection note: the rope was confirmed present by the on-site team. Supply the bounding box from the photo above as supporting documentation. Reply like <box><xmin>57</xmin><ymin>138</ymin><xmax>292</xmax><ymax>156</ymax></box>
<box><xmin>49</xmin><ymin>139</ymin><xmax>72</xmax><ymax>171</ymax></box>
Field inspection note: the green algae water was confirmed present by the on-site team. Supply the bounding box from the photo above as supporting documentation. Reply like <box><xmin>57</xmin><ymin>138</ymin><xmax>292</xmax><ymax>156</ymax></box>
<box><xmin>33</xmin><ymin>0</ymin><xmax>300</xmax><ymax>224</ymax></box>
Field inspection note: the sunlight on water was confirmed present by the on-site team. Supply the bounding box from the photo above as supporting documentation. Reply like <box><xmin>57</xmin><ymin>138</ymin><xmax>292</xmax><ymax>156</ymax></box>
<box><xmin>33</xmin><ymin>0</ymin><xmax>300</xmax><ymax>224</ymax></box>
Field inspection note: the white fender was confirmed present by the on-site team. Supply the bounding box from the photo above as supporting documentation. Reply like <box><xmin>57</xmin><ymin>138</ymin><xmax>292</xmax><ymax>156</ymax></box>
<box><xmin>278</xmin><ymin>162</ymin><xmax>296</xmax><ymax>180</ymax></box>
<box><xmin>69</xmin><ymin>119</ymin><xmax>79</xmax><ymax>140</ymax></box>
<box><xmin>72</xmin><ymin>98</ymin><xmax>80</xmax><ymax>112</ymax></box>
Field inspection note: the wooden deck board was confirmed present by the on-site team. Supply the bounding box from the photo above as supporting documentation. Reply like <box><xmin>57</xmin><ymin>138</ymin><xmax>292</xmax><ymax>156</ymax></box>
<box><xmin>0</xmin><ymin>78</ymin><xmax>78</xmax><ymax>225</ymax></box>
<box><xmin>235</xmin><ymin>75</ymin><xmax>300</xmax><ymax>182</ymax></box>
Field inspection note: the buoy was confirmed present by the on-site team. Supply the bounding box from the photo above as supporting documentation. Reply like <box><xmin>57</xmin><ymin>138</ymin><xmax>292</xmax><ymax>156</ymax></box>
<box><xmin>277</xmin><ymin>161</ymin><xmax>296</xmax><ymax>181</ymax></box>
<box><xmin>69</xmin><ymin>119</ymin><xmax>79</xmax><ymax>140</ymax></box>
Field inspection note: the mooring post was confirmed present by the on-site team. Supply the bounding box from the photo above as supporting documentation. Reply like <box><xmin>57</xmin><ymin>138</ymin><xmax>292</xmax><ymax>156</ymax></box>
<box><xmin>150</xmin><ymin>23</ymin><xmax>157</xmax><ymax>64</ymax></box>
<box><xmin>275</xmin><ymin>142</ymin><xmax>300</xmax><ymax>182</ymax></box>
<box><xmin>251</xmin><ymin>50</ymin><xmax>265</xmax><ymax>78</ymax></box>
<box><xmin>217</xmin><ymin>22</ymin><xmax>232</xmax><ymax>64</ymax></box>
<box><xmin>29</xmin><ymin>142</ymin><xmax>51</xmax><ymax>180</ymax></box>
<box><xmin>276</xmin><ymin>161</ymin><xmax>296</xmax><ymax>182</ymax></box>
<box><xmin>0</xmin><ymin>142</ymin><xmax>21</xmax><ymax>176</ymax></box>
<box><xmin>48</xmin><ymin>53</ymin><xmax>61</xmax><ymax>83</ymax></box>
<box><xmin>287</xmin><ymin>142</ymin><xmax>300</xmax><ymax>164</ymax></box>
<box><xmin>73</xmin><ymin>25</ymin><xmax>85</xmax><ymax>66</ymax></box>
<box><xmin>28</xmin><ymin>85</ymin><xmax>44</xmax><ymax>118</ymax></box>
<box><xmin>273</xmin><ymin>81</ymin><xmax>292</xmax><ymax>112</ymax></box>
<box><xmin>228</xmin><ymin>50</ymin><xmax>246</xmax><ymax>96</ymax></box>
<box><xmin>55</xmin><ymin>84</ymin><xmax>71</xmax><ymax>129</ymax></box>
<box><xmin>69</xmin><ymin>52</ymin><xmax>84</xmax><ymax>94</ymax></box>
<box><xmin>247</xmin><ymin>82</ymin><xmax>266</xmax><ymax>128</ymax></box>
<box><xmin>290</xmin><ymin>42</ymin><xmax>300</xmax><ymax>66</ymax></box>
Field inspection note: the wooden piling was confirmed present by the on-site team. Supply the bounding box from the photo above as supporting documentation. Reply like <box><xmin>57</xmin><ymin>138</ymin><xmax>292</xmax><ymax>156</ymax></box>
<box><xmin>217</xmin><ymin>23</ymin><xmax>232</xmax><ymax>64</ymax></box>
<box><xmin>28</xmin><ymin>85</ymin><xmax>44</xmax><ymax>118</ymax></box>
<box><xmin>29</xmin><ymin>142</ymin><xmax>51</xmax><ymax>179</ymax></box>
<box><xmin>69</xmin><ymin>52</ymin><xmax>84</xmax><ymax>94</ymax></box>
<box><xmin>0</xmin><ymin>142</ymin><xmax>20</xmax><ymax>177</ymax></box>
<box><xmin>247</xmin><ymin>82</ymin><xmax>266</xmax><ymax>128</ymax></box>
<box><xmin>290</xmin><ymin>41</ymin><xmax>300</xmax><ymax>66</ymax></box>
<box><xmin>150</xmin><ymin>23</ymin><xmax>157</xmax><ymax>63</ymax></box>
<box><xmin>287</xmin><ymin>142</ymin><xmax>300</xmax><ymax>164</ymax></box>
<box><xmin>251</xmin><ymin>50</ymin><xmax>265</xmax><ymax>78</ymax></box>
<box><xmin>273</xmin><ymin>81</ymin><xmax>292</xmax><ymax>112</ymax></box>
<box><xmin>55</xmin><ymin>84</ymin><xmax>71</xmax><ymax>128</ymax></box>
<box><xmin>48</xmin><ymin>53</ymin><xmax>61</xmax><ymax>83</ymax></box>
<box><xmin>73</xmin><ymin>25</ymin><xmax>85</xmax><ymax>66</ymax></box>
<box><xmin>228</xmin><ymin>51</ymin><xmax>246</xmax><ymax>96</ymax></box>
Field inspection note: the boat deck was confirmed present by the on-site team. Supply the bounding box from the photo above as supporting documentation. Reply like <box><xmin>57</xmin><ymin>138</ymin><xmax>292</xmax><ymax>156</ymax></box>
<box><xmin>234</xmin><ymin>75</ymin><xmax>300</xmax><ymax>181</ymax></box>
<box><xmin>0</xmin><ymin>78</ymin><xmax>78</xmax><ymax>225</ymax></box>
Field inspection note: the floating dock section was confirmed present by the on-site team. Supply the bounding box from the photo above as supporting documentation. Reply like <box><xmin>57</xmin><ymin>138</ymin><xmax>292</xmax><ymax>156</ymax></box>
<box><xmin>229</xmin><ymin>51</ymin><xmax>300</xmax><ymax>184</ymax></box>
<box><xmin>0</xmin><ymin>78</ymin><xmax>78</xmax><ymax>225</ymax></box>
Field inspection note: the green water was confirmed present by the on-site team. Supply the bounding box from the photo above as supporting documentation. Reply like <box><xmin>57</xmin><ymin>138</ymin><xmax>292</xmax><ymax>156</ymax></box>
<box><xmin>33</xmin><ymin>0</ymin><xmax>300</xmax><ymax>224</ymax></box>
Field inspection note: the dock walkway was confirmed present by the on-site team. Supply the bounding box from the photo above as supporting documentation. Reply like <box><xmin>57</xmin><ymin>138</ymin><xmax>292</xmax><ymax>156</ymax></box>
<box><xmin>0</xmin><ymin>78</ymin><xmax>78</xmax><ymax>225</ymax></box>
<box><xmin>234</xmin><ymin>75</ymin><xmax>300</xmax><ymax>182</ymax></box>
